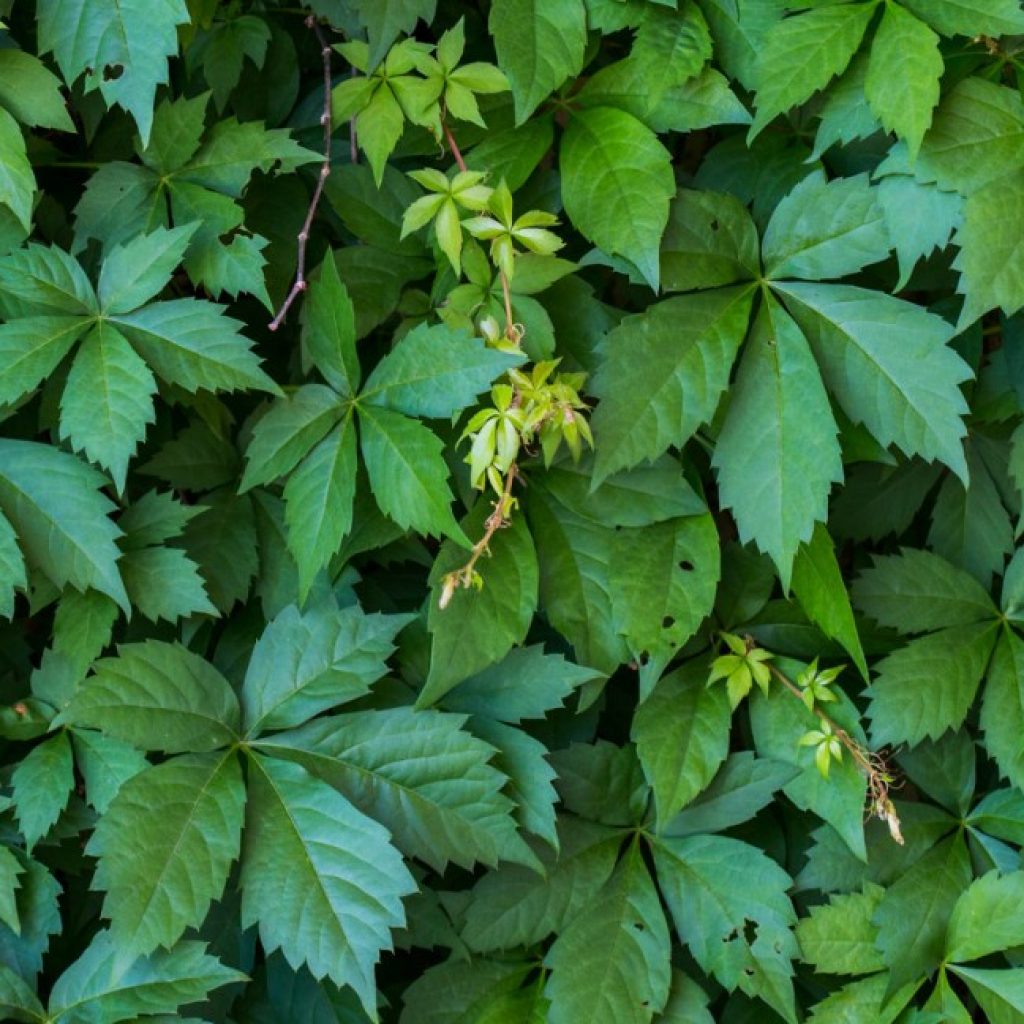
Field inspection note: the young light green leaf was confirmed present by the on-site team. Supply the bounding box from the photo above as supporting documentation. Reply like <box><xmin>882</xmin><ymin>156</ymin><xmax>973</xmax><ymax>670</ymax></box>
<box><xmin>88</xmin><ymin>752</ymin><xmax>244</xmax><ymax>960</ymax></box>
<box><xmin>714</xmin><ymin>294</ymin><xmax>842</xmax><ymax>589</ymax></box>
<box><xmin>240</xmin><ymin>754</ymin><xmax>415</xmax><ymax>1015</ymax></box>
<box><xmin>561</xmin><ymin>105</ymin><xmax>675</xmax><ymax>290</ymax></box>
<box><xmin>61</xmin><ymin>640</ymin><xmax>241</xmax><ymax>753</ymax></box>
<box><xmin>592</xmin><ymin>287</ymin><xmax>754</xmax><ymax>483</ymax></box>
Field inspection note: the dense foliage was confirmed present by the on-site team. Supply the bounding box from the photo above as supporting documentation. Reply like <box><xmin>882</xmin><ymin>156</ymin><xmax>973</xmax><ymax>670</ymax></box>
<box><xmin>2</xmin><ymin>0</ymin><xmax>1024</xmax><ymax>1020</ymax></box>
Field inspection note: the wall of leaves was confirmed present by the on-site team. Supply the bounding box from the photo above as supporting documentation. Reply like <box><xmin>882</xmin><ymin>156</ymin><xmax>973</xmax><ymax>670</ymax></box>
<box><xmin>0</xmin><ymin>0</ymin><xmax>1022</xmax><ymax>1021</ymax></box>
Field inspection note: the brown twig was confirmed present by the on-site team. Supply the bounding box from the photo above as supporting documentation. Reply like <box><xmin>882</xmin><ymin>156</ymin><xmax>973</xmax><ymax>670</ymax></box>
<box><xmin>750</xmin><ymin>642</ymin><xmax>904</xmax><ymax>845</ymax></box>
<box><xmin>269</xmin><ymin>15</ymin><xmax>333</xmax><ymax>332</ymax></box>
<box><xmin>444</xmin><ymin>118</ymin><xmax>468</xmax><ymax>173</ymax></box>
<box><xmin>439</xmin><ymin>465</ymin><xmax>518</xmax><ymax>608</ymax></box>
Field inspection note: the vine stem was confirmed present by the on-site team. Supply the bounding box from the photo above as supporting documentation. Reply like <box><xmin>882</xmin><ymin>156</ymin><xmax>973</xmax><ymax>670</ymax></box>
<box><xmin>444</xmin><ymin>119</ymin><xmax>468</xmax><ymax>172</ymax></box>
<box><xmin>438</xmin><ymin>464</ymin><xmax>518</xmax><ymax>609</ymax></box>
<box><xmin>746</xmin><ymin>640</ymin><xmax>904</xmax><ymax>845</ymax></box>
<box><xmin>269</xmin><ymin>15</ymin><xmax>333</xmax><ymax>332</ymax></box>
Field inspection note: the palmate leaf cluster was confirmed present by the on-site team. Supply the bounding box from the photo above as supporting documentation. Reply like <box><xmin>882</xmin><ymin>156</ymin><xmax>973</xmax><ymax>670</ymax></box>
<box><xmin>3</xmin><ymin>0</ymin><xmax>1024</xmax><ymax>1022</ymax></box>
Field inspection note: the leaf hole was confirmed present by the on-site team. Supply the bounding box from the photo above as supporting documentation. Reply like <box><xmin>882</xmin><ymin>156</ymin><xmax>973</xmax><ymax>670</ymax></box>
<box><xmin>103</xmin><ymin>63</ymin><xmax>124</xmax><ymax>81</ymax></box>
<box><xmin>662</xmin><ymin>615</ymin><xmax>675</xmax><ymax>629</ymax></box>
<box><xmin>678</xmin><ymin>560</ymin><xmax>694</xmax><ymax>572</ymax></box>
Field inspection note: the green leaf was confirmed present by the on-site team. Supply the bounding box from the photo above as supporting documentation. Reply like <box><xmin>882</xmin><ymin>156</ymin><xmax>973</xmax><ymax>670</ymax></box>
<box><xmin>652</xmin><ymin>833</ymin><xmax>798</xmax><ymax>1022</ymax></box>
<box><xmin>37</xmin><ymin>0</ymin><xmax>190</xmax><ymax>143</ymax></box>
<box><xmin>810</xmin><ymin>53</ymin><xmax>882</xmax><ymax>161</ymax></box>
<box><xmin>552</xmin><ymin>741</ymin><xmax>649</xmax><ymax>826</ymax></box>
<box><xmin>113</xmin><ymin>299</ymin><xmax>279</xmax><ymax>395</ymax></box>
<box><xmin>750</xmin><ymin>4</ymin><xmax>874</xmax><ymax>138</ymax></box>
<box><xmin>981</xmin><ymin>629</ymin><xmax>1024</xmax><ymax>792</ymax></box>
<box><xmin>354</xmin><ymin>0</ymin><xmax>437</xmax><ymax>69</ymax></box>
<box><xmin>876</xmin><ymin>175</ymin><xmax>962</xmax><ymax>290</ymax></box>
<box><xmin>946</xmin><ymin>870</ymin><xmax>1024</xmax><ymax>963</ymax></box>
<box><xmin>0</xmin><ymin>508</ymin><xmax>25</xmax><ymax>620</ymax></box>
<box><xmin>358</xmin><ymin>404</ymin><xmax>469</xmax><ymax>545</ymax></box>
<box><xmin>865</xmin><ymin>5</ymin><xmax>941</xmax><ymax>161</ymax></box>
<box><xmin>795</xmin><ymin>884</ymin><xmax>886</xmax><ymax>976</ymax></box>
<box><xmin>0</xmin><ymin>109</ymin><xmax>34</xmax><ymax>235</ymax></box>
<box><xmin>181</xmin><ymin>490</ymin><xmax>259</xmax><ymax>612</ymax></box>
<box><xmin>302</xmin><ymin>252</ymin><xmax>359</xmax><ymax>399</ymax></box>
<box><xmin>0</xmin><ymin>961</ymin><xmax>44</xmax><ymax>1023</ymax></box>
<box><xmin>561</xmin><ymin>105</ymin><xmax>675</xmax><ymax>290</ymax></box>
<box><xmin>0</xmin><ymin>316</ymin><xmax>88</xmax><ymax>408</ymax></box>
<box><xmin>852</xmin><ymin>548</ymin><xmax>996</xmax><ymax>634</ymax></box>
<box><xmin>927</xmin><ymin>443</ymin><xmax>1015</xmax><ymax>588</ymax></box>
<box><xmin>591</xmin><ymin>287</ymin><xmax>754</xmax><ymax>483</ymax></box>
<box><xmin>528</xmin><ymin>485</ymin><xmax>630</xmax><ymax>673</ymax></box>
<box><xmin>0</xmin><ymin>439</ymin><xmax>128</xmax><ymax>612</ymax></box>
<box><xmin>663</xmin><ymin>752</ymin><xmax>799</xmax><ymax>837</ymax></box>
<box><xmin>443</xmin><ymin>645</ymin><xmax>604</xmax><ymax>723</ymax></box>
<box><xmin>873</xmin><ymin>834</ymin><xmax>971</xmax><ymax>991</ymax></box>
<box><xmin>462</xmin><ymin>818</ymin><xmax>621</xmax><ymax>952</ymax></box>
<box><xmin>119</xmin><ymin>546</ymin><xmax>217</xmax><ymax>623</ymax></box>
<box><xmin>72</xmin><ymin>730</ymin><xmax>148</xmax><ymax>815</ymax></box>
<box><xmin>59</xmin><ymin>322</ymin><xmax>158</xmax><ymax>492</ymax></box>
<box><xmin>955</xmin><ymin>171</ymin><xmax>1024</xmax><ymax>324</ymax></box>
<box><xmin>489</xmin><ymin>0</ymin><xmax>587</xmax><ymax>123</ymax></box>
<box><xmin>544</xmin><ymin>841</ymin><xmax>672</xmax><ymax>1024</ymax></box>
<box><xmin>900</xmin><ymin>0</ymin><xmax>1024</xmax><ymax>36</ymax></box>
<box><xmin>240</xmin><ymin>385</ymin><xmax>343</xmax><ymax>493</ymax></box>
<box><xmin>61</xmin><ymin>640</ymin><xmax>241</xmax><ymax>753</ymax></box>
<box><xmin>284</xmin><ymin>418</ymin><xmax>358</xmax><ymax>599</ymax></box>
<box><xmin>775</xmin><ymin>281</ymin><xmax>971</xmax><ymax>481</ymax></box>
<box><xmin>791</xmin><ymin>523</ymin><xmax>868</xmax><ymax>678</ymax></box>
<box><xmin>399</xmin><ymin>958</ymin><xmax>534</xmax><ymax>1024</ymax></box>
<box><xmin>750</xmin><ymin>682</ymin><xmax>868</xmax><ymax>861</ymax></box>
<box><xmin>714</xmin><ymin>294</ymin><xmax>841</xmax><ymax>588</ymax></box>
<box><xmin>867</xmin><ymin>622</ymin><xmax>998</xmax><ymax>748</ymax></box>
<box><xmin>0</xmin><ymin>243</ymin><xmax>95</xmax><ymax>318</ymax></box>
<box><xmin>762</xmin><ymin>174</ymin><xmax>890</xmax><ymax>282</ymax></box>
<box><xmin>258</xmin><ymin>707</ymin><xmax>526</xmax><ymax>872</ymax></box>
<box><xmin>631</xmin><ymin>3</ymin><xmax>712</xmax><ymax>97</ymax></box>
<box><xmin>361</xmin><ymin>323</ymin><xmax>521</xmax><ymax>418</ymax></box>
<box><xmin>632</xmin><ymin>658</ymin><xmax>731</xmax><ymax>827</ymax></box>
<box><xmin>243</xmin><ymin>602</ymin><xmax>409</xmax><ymax>736</ymax></box>
<box><xmin>660</xmin><ymin>188</ymin><xmax>759</xmax><ymax>293</ymax></box>
<box><xmin>11</xmin><ymin>732</ymin><xmax>73</xmax><ymax>852</ymax></box>
<box><xmin>47</xmin><ymin>933</ymin><xmax>244</xmax><ymax>1023</ymax></box>
<box><xmin>609</xmin><ymin>514</ymin><xmax>720</xmax><ymax>666</ymax></box>
<box><xmin>97</xmin><ymin>224</ymin><xmax>196</xmax><ymax>316</ymax></box>
<box><xmin>89</xmin><ymin>752</ymin><xmax>244</xmax><ymax>959</ymax></box>
<box><xmin>422</xmin><ymin>506</ymin><xmax>538</xmax><ymax>707</ymax></box>
<box><xmin>949</xmin><ymin>965</ymin><xmax>1024</xmax><ymax>1020</ymax></box>
<box><xmin>240</xmin><ymin>754</ymin><xmax>415</xmax><ymax>1014</ymax></box>
<box><xmin>0</xmin><ymin>49</ymin><xmax>75</xmax><ymax>131</ymax></box>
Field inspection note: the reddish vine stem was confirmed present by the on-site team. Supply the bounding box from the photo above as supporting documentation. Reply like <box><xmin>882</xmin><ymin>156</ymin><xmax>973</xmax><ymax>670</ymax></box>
<box><xmin>444</xmin><ymin>119</ymin><xmax>467</xmax><ymax>172</ymax></box>
<box><xmin>269</xmin><ymin>15</ymin><xmax>333</xmax><ymax>332</ymax></box>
